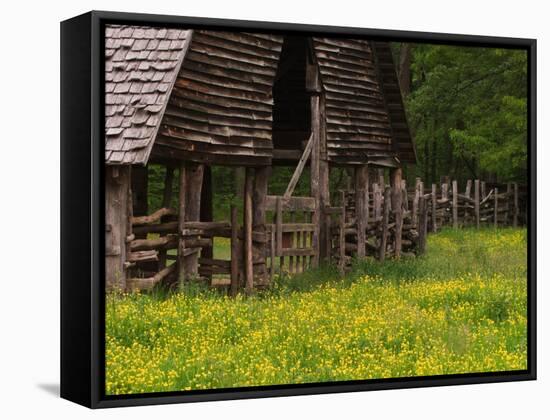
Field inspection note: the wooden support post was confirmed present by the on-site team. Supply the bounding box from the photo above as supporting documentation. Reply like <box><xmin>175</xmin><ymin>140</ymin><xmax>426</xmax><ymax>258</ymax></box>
<box><xmin>230</xmin><ymin>205</ymin><xmax>239</xmax><ymax>297</ymax></box>
<box><xmin>373</xmin><ymin>183</ymin><xmax>382</xmax><ymax>220</ymax></box>
<box><xmin>481</xmin><ymin>181</ymin><xmax>486</xmax><ymax>200</ymax></box>
<box><xmin>494</xmin><ymin>187</ymin><xmax>499</xmax><ymax>229</ymax></box>
<box><xmin>379</xmin><ymin>187</ymin><xmax>391</xmax><ymax>261</ymax></box>
<box><xmin>126</xmin><ymin>178</ymin><xmax>133</xmax><ymax>277</ymax></box>
<box><xmin>431</xmin><ymin>184</ymin><xmax>437</xmax><ymax>233</ymax></box>
<box><xmin>355</xmin><ymin>165</ymin><xmax>369</xmax><ymax>258</ymax></box>
<box><xmin>158</xmin><ymin>166</ymin><xmax>175</xmax><ymax>270</ymax></box>
<box><xmin>253</xmin><ymin>166</ymin><xmax>269</xmax><ymax>284</ymax></box>
<box><xmin>339</xmin><ymin>191</ymin><xmax>346</xmax><ymax>274</ymax></box>
<box><xmin>319</xmin><ymin>159</ymin><xmax>331</xmax><ymax>262</ymax></box>
<box><xmin>513</xmin><ymin>182</ymin><xmax>519</xmax><ymax>227</ymax></box>
<box><xmin>390</xmin><ymin>168</ymin><xmax>403</xmax><ymax>259</ymax></box>
<box><xmin>418</xmin><ymin>195</ymin><xmax>428</xmax><ymax>255</ymax></box>
<box><xmin>177</xmin><ymin>164</ymin><xmax>187</xmax><ymax>286</ymax></box>
<box><xmin>183</xmin><ymin>163</ymin><xmax>204</xmax><ymax>279</ymax></box>
<box><xmin>310</xmin><ymin>94</ymin><xmax>321</xmax><ymax>267</ymax></box>
<box><xmin>474</xmin><ymin>179</ymin><xmax>480</xmax><ymax>228</ymax></box>
<box><xmin>452</xmin><ymin>180</ymin><xmax>458</xmax><ymax>229</ymax></box>
<box><xmin>244</xmin><ymin>168</ymin><xmax>254</xmax><ymax>294</ymax></box>
<box><xmin>106</xmin><ymin>166</ymin><xmax>131</xmax><ymax>291</ymax></box>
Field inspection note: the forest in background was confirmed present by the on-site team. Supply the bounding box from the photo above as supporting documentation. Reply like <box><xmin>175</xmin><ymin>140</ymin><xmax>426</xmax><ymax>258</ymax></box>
<box><xmin>145</xmin><ymin>42</ymin><xmax>528</xmax><ymax>220</ymax></box>
<box><xmin>396</xmin><ymin>43</ymin><xmax>527</xmax><ymax>185</ymax></box>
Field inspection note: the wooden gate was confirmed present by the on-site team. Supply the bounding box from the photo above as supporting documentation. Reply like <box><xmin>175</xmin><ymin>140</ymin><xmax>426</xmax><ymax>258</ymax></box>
<box><xmin>265</xmin><ymin>195</ymin><xmax>318</xmax><ymax>279</ymax></box>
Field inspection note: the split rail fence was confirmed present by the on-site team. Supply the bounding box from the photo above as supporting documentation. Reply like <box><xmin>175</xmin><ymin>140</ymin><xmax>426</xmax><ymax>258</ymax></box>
<box><xmin>122</xmin><ymin>176</ymin><xmax>527</xmax><ymax>291</ymax></box>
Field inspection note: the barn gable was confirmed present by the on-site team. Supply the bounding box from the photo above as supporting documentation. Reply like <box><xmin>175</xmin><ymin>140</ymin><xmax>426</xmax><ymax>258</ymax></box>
<box><xmin>312</xmin><ymin>38</ymin><xmax>412</xmax><ymax>166</ymax></box>
<box><xmin>104</xmin><ymin>25</ymin><xmax>415</xmax><ymax>168</ymax></box>
<box><xmin>153</xmin><ymin>31</ymin><xmax>284</xmax><ymax>166</ymax></box>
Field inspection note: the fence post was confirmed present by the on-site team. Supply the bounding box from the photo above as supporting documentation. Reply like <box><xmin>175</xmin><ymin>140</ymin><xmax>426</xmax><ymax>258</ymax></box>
<box><xmin>379</xmin><ymin>187</ymin><xmax>391</xmax><ymax>261</ymax></box>
<box><xmin>494</xmin><ymin>188</ymin><xmax>498</xmax><ymax>229</ymax></box>
<box><xmin>474</xmin><ymin>179</ymin><xmax>480</xmax><ymax>228</ymax></box>
<box><xmin>431</xmin><ymin>183</ymin><xmax>437</xmax><ymax>233</ymax></box>
<box><xmin>513</xmin><ymin>182</ymin><xmax>519</xmax><ymax>227</ymax></box>
<box><xmin>412</xmin><ymin>178</ymin><xmax>421</xmax><ymax>227</ymax></box>
<box><xmin>465</xmin><ymin>180</ymin><xmax>472</xmax><ymax>199</ymax></box>
<box><xmin>481</xmin><ymin>181</ymin><xmax>486</xmax><ymax>200</ymax></box>
<box><xmin>452</xmin><ymin>180</ymin><xmax>458</xmax><ymax>229</ymax></box>
<box><xmin>418</xmin><ymin>195</ymin><xmax>428</xmax><ymax>255</ymax></box>
<box><xmin>390</xmin><ymin>168</ymin><xmax>403</xmax><ymax>259</ymax></box>
<box><xmin>464</xmin><ymin>179</ymin><xmax>472</xmax><ymax>223</ymax></box>
<box><xmin>505</xmin><ymin>182</ymin><xmax>511</xmax><ymax>225</ymax></box>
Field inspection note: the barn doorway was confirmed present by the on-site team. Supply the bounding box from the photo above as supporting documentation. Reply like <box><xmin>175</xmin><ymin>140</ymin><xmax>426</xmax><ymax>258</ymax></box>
<box><xmin>272</xmin><ymin>35</ymin><xmax>312</xmax><ymax>155</ymax></box>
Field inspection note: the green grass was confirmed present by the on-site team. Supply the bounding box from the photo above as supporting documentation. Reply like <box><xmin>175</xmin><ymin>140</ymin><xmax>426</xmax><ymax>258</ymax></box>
<box><xmin>106</xmin><ymin>227</ymin><xmax>527</xmax><ymax>395</ymax></box>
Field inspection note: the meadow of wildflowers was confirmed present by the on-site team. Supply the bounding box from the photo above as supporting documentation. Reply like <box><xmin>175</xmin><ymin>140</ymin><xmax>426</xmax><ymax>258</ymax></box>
<box><xmin>106</xmin><ymin>228</ymin><xmax>527</xmax><ymax>395</ymax></box>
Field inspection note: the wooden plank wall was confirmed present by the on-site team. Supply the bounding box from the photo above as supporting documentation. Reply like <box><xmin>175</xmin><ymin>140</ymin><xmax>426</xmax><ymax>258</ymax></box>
<box><xmin>311</xmin><ymin>38</ymin><xmax>395</xmax><ymax>165</ymax></box>
<box><xmin>153</xmin><ymin>31</ymin><xmax>284</xmax><ymax>166</ymax></box>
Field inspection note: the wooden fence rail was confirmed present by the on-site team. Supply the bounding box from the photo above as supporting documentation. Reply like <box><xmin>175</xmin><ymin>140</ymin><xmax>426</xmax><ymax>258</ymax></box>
<box><xmin>122</xmin><ymin>177</ymin><xmax>527</xmax><ymax>291</ymax></box>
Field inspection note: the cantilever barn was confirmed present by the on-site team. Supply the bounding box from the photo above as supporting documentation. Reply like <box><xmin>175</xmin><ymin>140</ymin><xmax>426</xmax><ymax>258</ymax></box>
<box><xmin>104</xmin><ymin>25</ymin><xmax>416</xmax><ymax>293</ymax></box>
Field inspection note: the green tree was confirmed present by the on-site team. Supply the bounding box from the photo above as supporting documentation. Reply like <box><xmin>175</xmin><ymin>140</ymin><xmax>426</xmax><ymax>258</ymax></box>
<box><xmin>404</xmin><ymin>44</ymin><xmax>527</xmax><ymax>184</ymax></box>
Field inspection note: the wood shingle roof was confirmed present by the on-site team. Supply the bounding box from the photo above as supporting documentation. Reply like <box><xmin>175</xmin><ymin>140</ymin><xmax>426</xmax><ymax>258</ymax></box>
<box><xmin>105</xmin><ymin>25</ymin><xmax>192</xmax><ymax>165</ymax></box>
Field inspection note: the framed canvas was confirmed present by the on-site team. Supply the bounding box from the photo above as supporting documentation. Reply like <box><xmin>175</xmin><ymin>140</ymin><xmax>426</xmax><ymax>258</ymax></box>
<box><xmin>60</xmin><ymin>10</ymin><xmax>536</xmax><ymax>408</ymax></box>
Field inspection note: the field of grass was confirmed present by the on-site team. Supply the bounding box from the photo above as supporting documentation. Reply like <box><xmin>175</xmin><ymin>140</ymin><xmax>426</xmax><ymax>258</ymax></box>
<box><xmin>105</xmin><ymin>228</ymin><xmax>527</xmax><ymax>395</ymax></box>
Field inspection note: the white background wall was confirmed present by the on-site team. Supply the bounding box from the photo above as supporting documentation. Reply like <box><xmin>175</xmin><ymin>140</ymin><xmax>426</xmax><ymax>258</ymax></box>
<box><xmin>0</xmin><ymin>0</ymin><xmax>546</xmax><ymax>418</ymax></box>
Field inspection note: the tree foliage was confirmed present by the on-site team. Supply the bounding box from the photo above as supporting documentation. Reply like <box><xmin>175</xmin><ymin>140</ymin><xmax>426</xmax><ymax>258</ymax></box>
<box><xmin>403</xmin><ymin>44</ymin><xmax>527</xmax><ymax>184</ymax></box>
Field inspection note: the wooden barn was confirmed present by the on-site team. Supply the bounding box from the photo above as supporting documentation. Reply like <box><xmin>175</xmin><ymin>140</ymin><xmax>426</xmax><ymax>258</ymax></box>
<box><xmin>104</xmin><ymin>25</ymin><xmax>416</xmax><ymax>293</ymax></box>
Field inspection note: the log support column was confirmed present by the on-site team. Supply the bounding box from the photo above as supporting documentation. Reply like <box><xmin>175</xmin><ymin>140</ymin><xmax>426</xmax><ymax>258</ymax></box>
<box><xmin>177</xmin><ymin>163</ymin><xmax>204</xmax><ymax>286</ymax></box>
<box><xmin>252</xmin><ymin>166</ymin><xmax>270</xmax><ymax>286</ymax></box>
<box><xmin>106</xmin><ymin>165</ymin><xmax>131</xmax><ymax>291</ymax></box>
<box><xmin>310</xmin><ymin>94</ymin><xmax>321</xmax><ymax>267</ymax></box>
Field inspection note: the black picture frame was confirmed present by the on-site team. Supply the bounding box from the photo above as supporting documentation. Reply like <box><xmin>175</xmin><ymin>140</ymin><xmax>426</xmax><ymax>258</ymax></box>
<box><xmin>60</xmin><ymin>10</ymin><xmax>537</xmax><ymax>409</ymax></box>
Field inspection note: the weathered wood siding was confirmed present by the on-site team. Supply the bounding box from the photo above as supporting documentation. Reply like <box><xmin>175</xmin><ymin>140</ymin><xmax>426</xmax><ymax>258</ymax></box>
<box><xmin>153</xmin><ymin>31</ymin><xmax>284</xmax><ymax>166</ymax></box>
<box><xmin>371</xmin><ymin>42</ymin><xmax>416</xmax><ymax>164</ymax></box>
<box><xmin>312</xmin><ymin>38</ymin><xmax>395</xmax><ymax>166</ymax></box>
